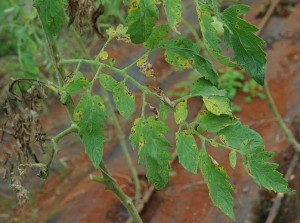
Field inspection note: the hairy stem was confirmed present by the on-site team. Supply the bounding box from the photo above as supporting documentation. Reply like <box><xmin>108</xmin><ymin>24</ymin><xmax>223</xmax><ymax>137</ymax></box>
<box><xmin>98</xmin><ymin>161</ymin><xmax>143</xmax><ymax>223</ymax></box>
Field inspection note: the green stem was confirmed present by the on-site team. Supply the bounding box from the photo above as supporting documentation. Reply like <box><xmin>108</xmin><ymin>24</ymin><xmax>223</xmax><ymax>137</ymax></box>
<box><xmin>52</xmin><ymin>124</ymin><xmax>79</xmax><ymax>149</ymax></box>
<box><xmin>264</xmin><ymin>82</ymin><xmax>300</xmax><ymax>152</ymax></box>
<box><xmin>69</xmin><ymin>30</ymin><xmax>142</xmax><ymax>206</ymax></box>
<box><xmin>102</xmin><ymin>88</ymin><xmax>142</xmax><ymax>206</ymax></box>
<box><xmin>59</xmin><ymin>59</ymin><xmax>175</xmax><ymax>110</ymax></box>
<box><xmin>97</xmin><ymin>161</ymin><xmax>143</xmax><ymax>223</ymax></box>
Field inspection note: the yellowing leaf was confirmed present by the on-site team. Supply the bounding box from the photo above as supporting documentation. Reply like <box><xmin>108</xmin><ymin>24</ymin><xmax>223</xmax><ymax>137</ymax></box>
<box><xmin>174</xmin><ymin>101</ymin><xmax>187</xmax><ymax>124</ymax></box>
<box><xmin>113</xmin><ymin>82</ymin><xmax>135</xmax><ymax>120</ymax></box>
<box><xmin>203</xmin><ymin>95</ymin><xmax>232</xmax><ymax>116</ymax></box>
<box><xmin>144</xmin><ymin>25</ymin><xmax>169</xmax><ymax>49</ymax></box>
<box><xmin>163</xmin><ymin>0</ymin><xmax>182</xmax><ymax>34</ymax></box>
<box><xmin>98</xmin><ymin>73</ymin><xmax>117</xmax><ymax>92</ymax></box>
<box><xmin>126</xmin><ymin>0</ymin><xmax>158</xmax><ymax>44</ymax></box>
<box><xmin>98</xmin><ymin>51</ymin><xmax>108</xmax><ymax>60</ymax></box>
<box><xmin>130</xmin><ymin>117</ymin><xmax>172</xmax><ymax>189</ymax></box>
<box><xmin>73</xmin><ymin>92</ymin><xmax>107</xmax><ymax>169</ymax></box>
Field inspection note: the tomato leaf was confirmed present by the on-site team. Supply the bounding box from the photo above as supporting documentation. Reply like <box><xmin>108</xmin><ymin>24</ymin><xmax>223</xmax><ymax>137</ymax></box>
<box><xmin>217</xmin><ymin>122</ymin><xmax>263</xmax><ymax>148</ymax></box>
<box><xmin>126</xmin><ymin>0</ymin><xmax>159</xmax><ymax>44</ymax></box>
<box><xmin>113</xmin><ymin>82</ymin><xmax>135</xmax><ymax>120</ymax></box>
<box><xmin>60</xmin><ymin>72</ymin><xmax>90</xmax><ymax>104</ymax></box>
<box><xmin>241</xmin><ymin>143</ymin><xmax>290</xmax><ymax>193</ymax></box>
<box><xmin>196</xmin><ymin>4</ymin><xmax>236</xmax><ymax>67</ymax></box>
<box><xmin>203</xmin><ymin>95</ymin><xmax>232</xmax><ymax>116</ymax></box>
<box><xmin>199</xmin><ymin>149</ymin><xmax>235</xmax><ymax>221</ymax></box>
<box><xmin>73</xmin><ymin>92</ymin><xmax>107</xmax><ymax>169</ymax></box>
<box><xmin>99</xmin><ymin>73</ymin><xmax>117</xmax><ymax>92</ymax></box>
<box><xmin>130</xmin><ymin>117</ymin><xmax>172</xmax><ymax>189</ymax></box>
<box><xmin>174</xmin><ymin>101</ymin><xmax>187</xmax><ymax>124</ymax></box>
<box><xmin>144</xmin><ymin>25</ymin><xmax>169</xmax><ymax>49</ymax></box>
<box><xmin>221</xmin><ymin>5</ymin><xmax>266</xmax><ymax>86</ymax></box>
<box><xmin>190</xmin><ymin>78</ymin><xmax>226</xmax><ymax>97</ymax></box>
<box><xmin>176</xmin><ymin>130</ymin><xmax>198</xmax><ymax>174</ymax></box>
<box><xmin>163</xmin><ymin>0</ymin><xmax>182</xmax><ymax>34</ymax></box>
<box><xmin>197</xmin><ymin>110</ymin><xmax>237</xmax><ymax>133</ymax></box>
<box><xmin>33</xmin><ymin>0</ymin><xmax>67</xmax><ymax>44</ymax></box>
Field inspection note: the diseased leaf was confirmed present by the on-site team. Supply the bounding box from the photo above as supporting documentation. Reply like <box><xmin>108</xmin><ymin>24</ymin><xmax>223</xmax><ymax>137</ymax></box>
<box><xmin>60</xmin><ymin>71</ymin><xmax>90</xmax><ymax>103</ymax></box>
<box><xmin>163</xmin><ymin>0</ymin><xmax>182</xmax><ymax>34</ymax></box>
<box><xmin>99</xmin><ymin>73</ymin><xmax>117</xmax><ymax>91</ymax></box>
<box><xmin>190</xmin><ymin>77</ymin><xmax>226</xmax><ymax>97</ymax></box>
<box><xmin>113</xmin><ymin>82</ymin><xmax>135</xmax><ymax>120</ymax></box>
<box><xmin>203</xmin><ymin>95</ymin><xmax>232</xmax><ymax>116</ymax></box>
<box><xmin>163</xmin><ymin>37</ymin><xmax>196</xmax><ymax>69</ymax></box>
<box><xmin>196</xmin><ymin>4</ymin><xmax>236</xmax><ymax>67</ymax></box>
<box><xmin>197</xmin><ymin>110</ymin><xmax>237</xmax><ymax>133</ymax></box>
<box><xmin>144</xmin><ymin>24</ymin><xmax>169</xmax><ymax>49</ymax></box>
<box><xmin>73</xmin><ymin>92</ymin><xmax>107</xmax><ymax>169</ymax></box>
<box><xmin>221</xmin><ymin>5</ymin><xmax>266</xmax><ymax>86</ymax></box>
<box><xmin>174</xmin><ymin>101</ymin><xmax>187</xmax><ymax>124</ymax></box>
<box><xmin>176</xmin><ymin>130</ymin><xmax>198</xmax><ymax>174</ymax></box>
<box><xmin>131</xmin><ymin>117</ymin><xmax>172</xmax><ymax>189</ymax></box>
<box><xmin>229</xmin><ymin>151</ymin><xmax>237</xmax><ymax>169</ymax></box>
<box><xmin>33</xmin><ymin>0</ymin><xmax>67</xmax><ymax>44</ymax></box>
<box><xmin>126</xmin><ymin>0</ymin><xmax>158</xmax><ymax>44</ymax></box>
<box><xmin>217</xmin><ymin>122</ymin><xmax>263</xmax><ymax>148</ymax></box>
<box><xmin>129</xmin><ymin>117</ymin><xmax>144</xmax><ymax>149</ymax></box>
<box><xmin>199</xmin><ymin>149</ymin><xmax>235</xmax><ymax>221</ymax></box>
<box><xmin>241</xmin><ymin>143</ymin><xmax>290</xmax><ymax>193</ymax></box>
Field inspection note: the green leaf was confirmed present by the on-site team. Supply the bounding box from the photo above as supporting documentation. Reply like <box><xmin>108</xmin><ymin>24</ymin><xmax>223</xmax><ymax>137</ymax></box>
<box><xmin>99</xmin><ymin>73</ymin><xmax>117</xmax><ymax>91</ymax></box>
<box><xmin>175</xmin><ymin>130</ymin><xmax>198</xmax><ymax>174</ymax></box>
<box><xmin>199</xmin><ymin>149</ymin><xmax>235</xmax><ymax>221</ymax></box>
<box><xmin>196</xmin><ymin>4</ymin><xmax>236</xmax><ymax>67</ymax></box>
<box><xmin>190</xmin><ymin>78</ymin><xmax>226</xmax><ymax>97</ymax></box>
<box><xmin>241</xmin><ymin>143</ymin><xmax>290</xmax><ymax>193</ymax></box>
<box><xmin>203</xmin><ymin>95</ymin><xmax>232</xmax><ymax>116</ymax></box>
<box><xmin>159</xmin><ymin>102</ymin><xmax>168</xmax><ymax>121</ymax></box>
<box><xmin>174</xmin><ymin>101</ymin><xmax>187</xmax><ymax>124</ymax></box>
<box><xmin>229</xmin><ymin>151</ymin><xmax>237</xmax><ymax>169</ymax></box>
<box><xmin>113</xmin><ymin>81</ymin><xmax>135</xmax><ymax>120</ymax></box>
<box><xmin>194</xmin><ymin>55</ymin><xmax>220</xmax><ymax>87</ymax></box>
<box><xmin>133</xmin><ymin>117</ymin><xmax>172</xmax><ymax>189</ymax></box>
<box><xmin>163</xmin><ymin>0</ymin><xmax>182</xmax><ymax>34</ymax></box>
<box><xmin>73</xmin><ymin>92</ymin><xmax>107</xmax><ymax>169</ymax></box>
<box><xmin>144</xmin><ymin>24</ymin><xmax>169</xmax><ymax>49</ymax></box>
<box><xmin>129</xmin><ymin>117</ymin><xmax>144</xmax><ymax>149</ymax></box>
<box><xmin>163</xmin><ymin>37</ymin><xmax>196</xmax><ymax>69</ymax></box>
<box><xmin>217</xmin><ymin>122</ymin><xmax>263</xmax><ymax>148</ymax></box>
<box><xmin>221</xmin><ymin>5</ymin><xmax>266</xmax><ymax>86</ymax></box>
<box><xmin>197</xmin><ymin>110</ymin><xmax>237</xmax><ymax>133</ymax></box>
<box><xmin>60</xmin><ymin>72</ymin><xmax>90</xmax><ymax>103</ymax></box>
<box><xmin>33</xmin><ymin>0</ymin><xmax>67</xmax><ymax>44</ymax></box>
<box><xmin>126</xmin><ymin>0</ymin><xmax>159</xmax><ymax>44</ymax></box>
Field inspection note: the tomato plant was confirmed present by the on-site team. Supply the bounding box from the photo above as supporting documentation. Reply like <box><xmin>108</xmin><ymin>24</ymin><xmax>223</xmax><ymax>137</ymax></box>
<box><xmin>0</xmin><ymin>1</ymin><xmax>291</xmax><ymax>222</ymax></box>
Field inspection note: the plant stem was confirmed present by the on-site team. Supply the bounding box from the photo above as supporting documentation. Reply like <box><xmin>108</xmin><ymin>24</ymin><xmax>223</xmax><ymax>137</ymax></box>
<box><xmin>98</xmin><ymin>161</ymin><xmax>143</xmax><ymax>223</ymax></box>
<box><xmin>102</xmin><ymin>89</ymin><xmax>142</xmax><ymax>205</ymax></box>
<box><xmin>36</xmin><ymin>7</ymin><xmax>143</xmax><ymax>221</ymax></box>
<box><xmin>264</xmin><ymin>82</ymin><xmax>300</xmax><ymax>152</ymax></box>
<box><xmin>69</xmin><ymin>29</ymin><xmax>142</xmax><ymax>206</ymax></box>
